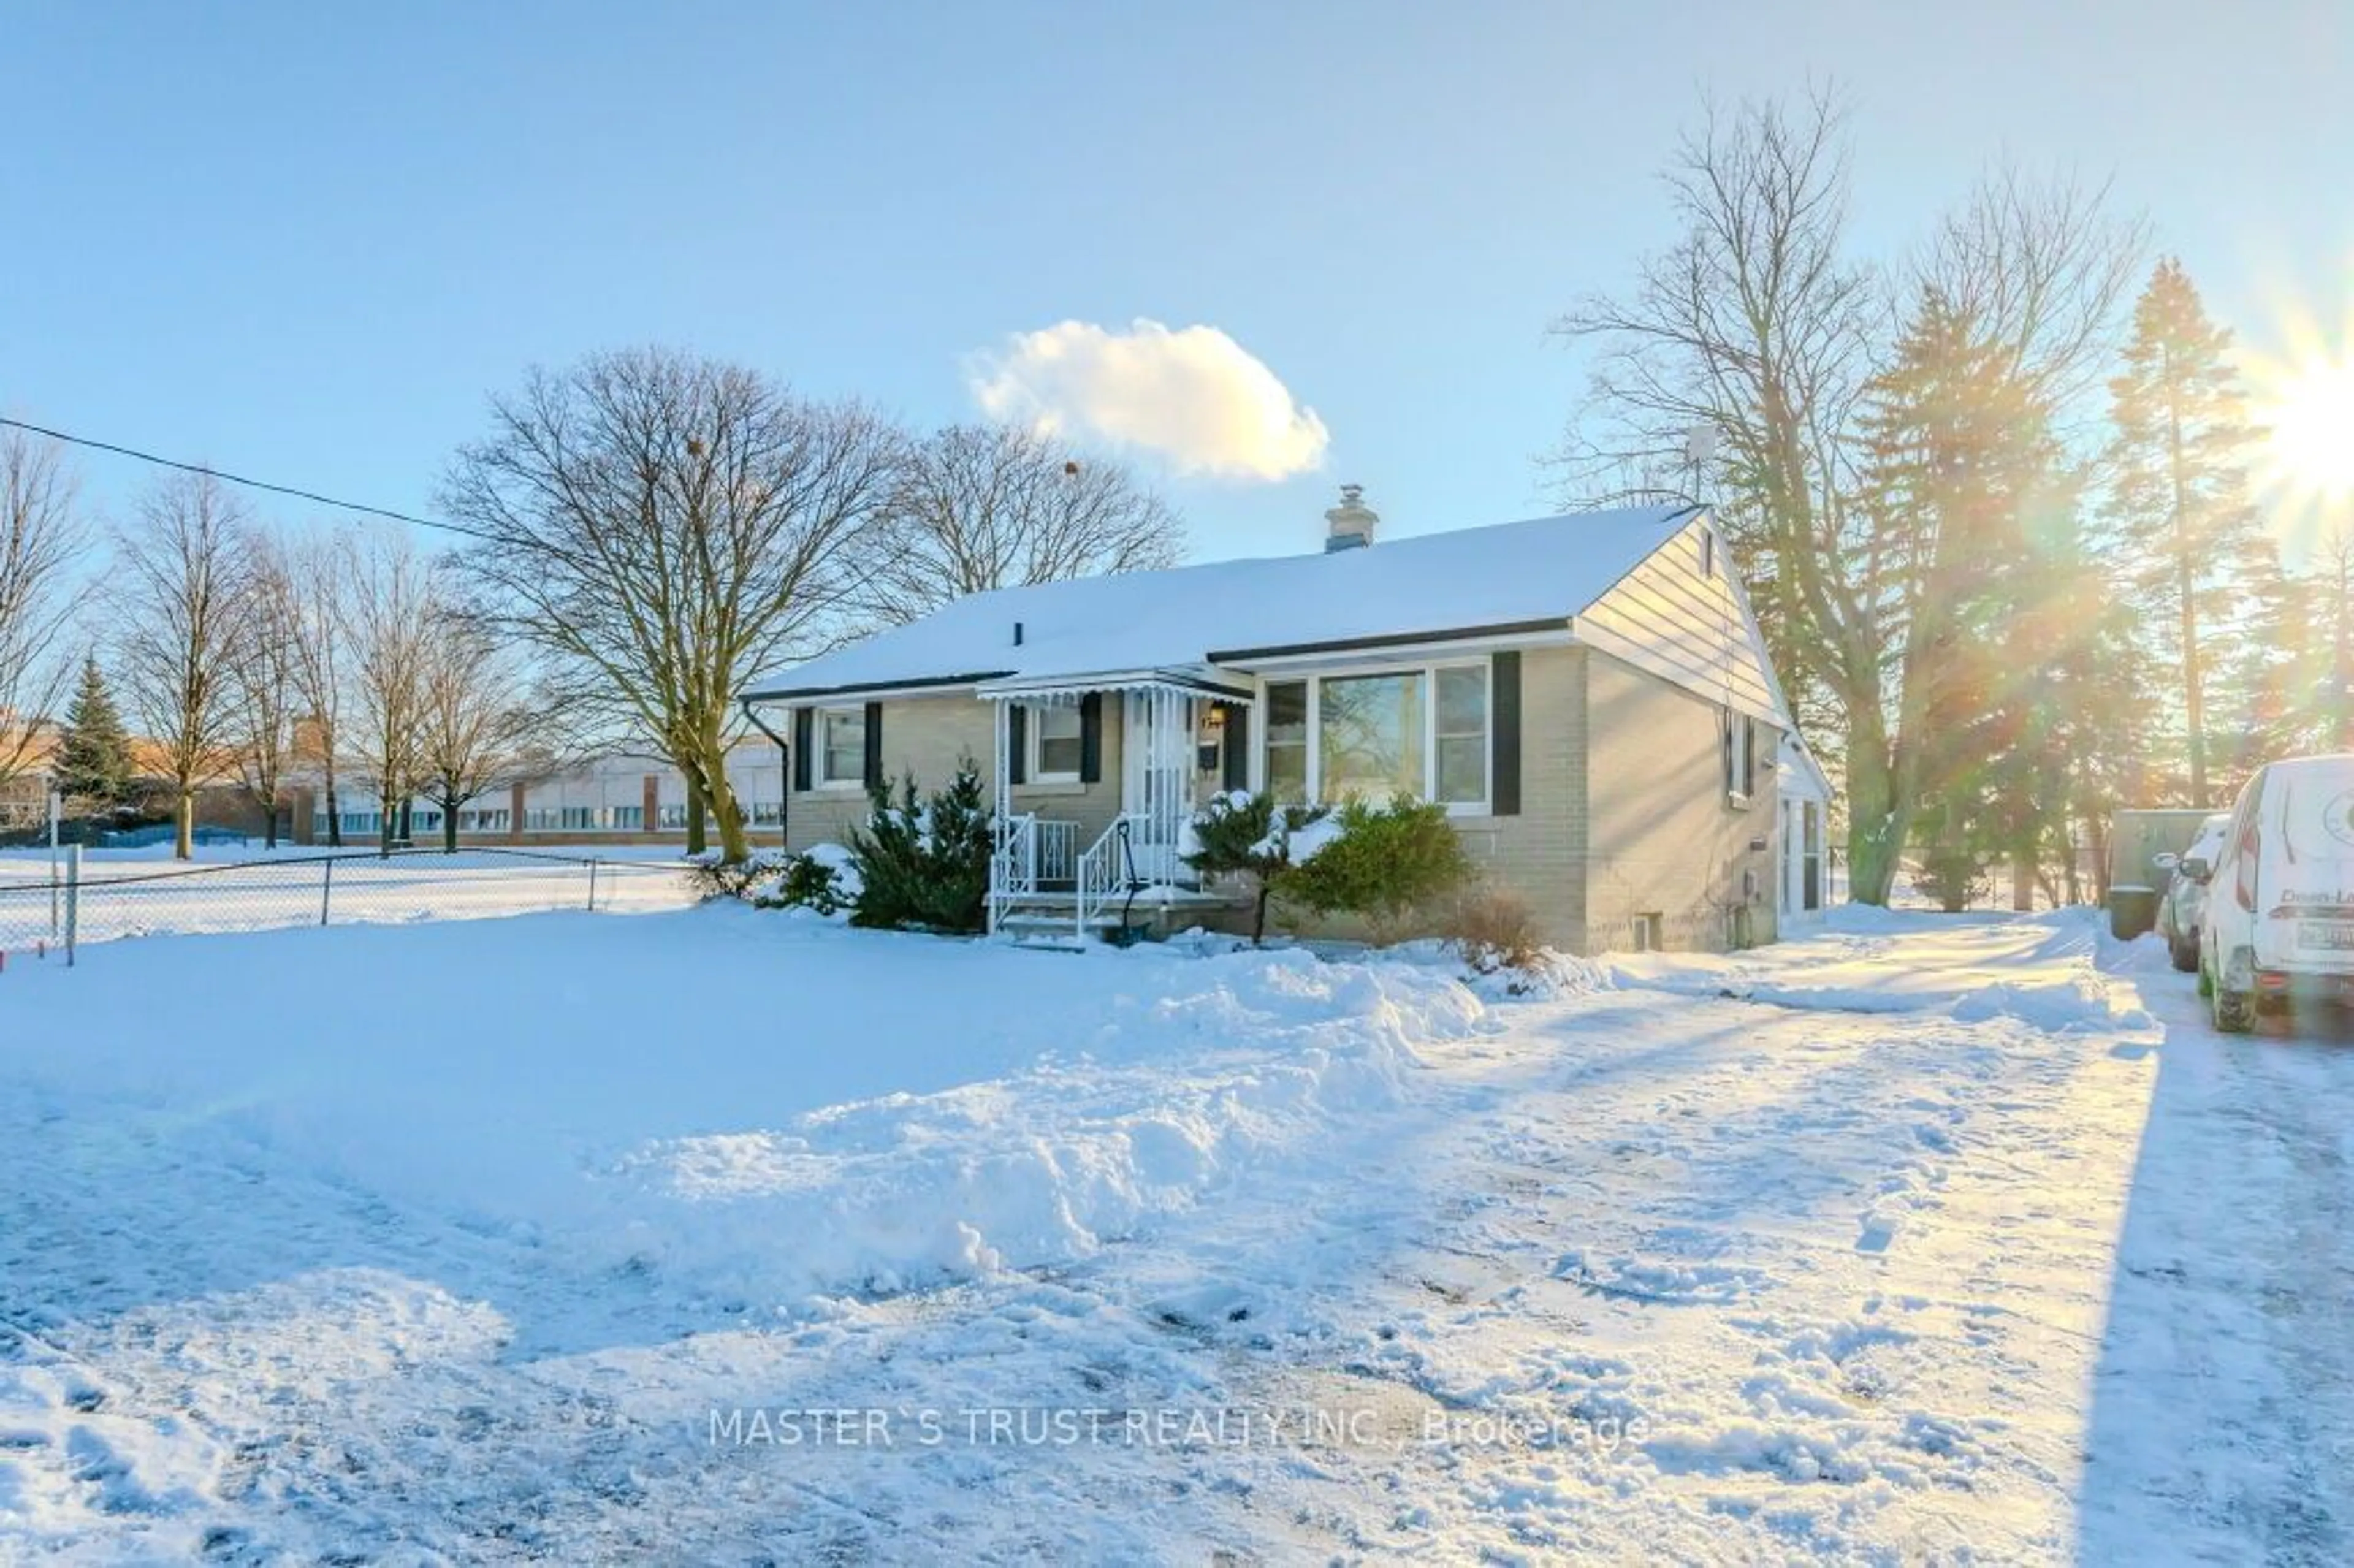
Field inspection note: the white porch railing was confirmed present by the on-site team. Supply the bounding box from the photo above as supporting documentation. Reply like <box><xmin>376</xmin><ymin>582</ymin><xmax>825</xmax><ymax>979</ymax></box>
<box><xmin>1073</xmin><ymin>811</ymin><xmax>1198</xmax><ymax>942</ymax></box>
<box><xmin>1034</xmin><ymin>818</ymin><xmax>1078</xmax><ymax>885</ymax></box>
<box><xmin>1075</xmin><ymin>814</ymin><xmax>1137</xmax><ymax>942</ymax></box>
<box><xmin>986</xmin><ymin>813</ymin><xmax>1083</xmax><ymax>936</ymax></box>
<box><xmin>986</xmin><ymin>814</ymin><xmax>1035</xmax><ymax>937</ymax></box>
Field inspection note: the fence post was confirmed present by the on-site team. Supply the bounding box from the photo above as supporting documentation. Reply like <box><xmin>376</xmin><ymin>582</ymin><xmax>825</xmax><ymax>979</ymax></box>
<box><xmin>321</xmin><ymin>856</ymin><xmax>335</xmax><ymax>927</ymax></box>
<box><xmin>64</xmin><ymin>845</ymin><xmax>80</xmax><ymax>968</ymax></box>
<box><xmin>47</xmin><ymin>790</ymin><xmax>59</xmax><ymax>940</ymax></box>
<box><xmin>587</xmin><ymin>858</ymin><xmax>599</xmax><ymax>914</ymax></box>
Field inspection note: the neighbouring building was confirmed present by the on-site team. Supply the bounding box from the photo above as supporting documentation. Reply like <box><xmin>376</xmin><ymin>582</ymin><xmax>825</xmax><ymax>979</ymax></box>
<box><xmin>295</xmin><ymin>743</ymin><xmax>787</xmax><ymax>848</ymax></box>
<box><xmin>742</xmin><ymin>489</ymin><xmax>1826</xmax><ymax>953</ymax></box>
<box><xmin>0</xmin><ymin>772</ymin><xmax>45</xmax><ymax>832</ymax></box>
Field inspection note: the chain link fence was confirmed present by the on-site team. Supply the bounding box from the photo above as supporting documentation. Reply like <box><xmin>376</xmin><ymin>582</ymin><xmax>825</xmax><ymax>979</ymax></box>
<box><xmin>0</xmin><ymin>848</ymin><xmax>700</xmax><ymax>967</ymax></box>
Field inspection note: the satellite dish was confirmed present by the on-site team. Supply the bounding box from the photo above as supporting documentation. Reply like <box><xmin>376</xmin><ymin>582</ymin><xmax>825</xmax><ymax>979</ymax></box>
<box><xmin>1684</xmin><ymin>425</ymin><xmax>1719</xmax><ymax>468</ymax></box>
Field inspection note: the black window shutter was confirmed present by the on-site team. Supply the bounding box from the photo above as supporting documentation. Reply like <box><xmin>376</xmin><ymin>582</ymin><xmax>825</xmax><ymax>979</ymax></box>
<box><xmin>1221</xmin><ymin>702</ymin><xmax>1249</xmax><ymax>792</ymax></box>
<box><xmin>791</xmin><ymin>708</ymin><xmax>813</xmax><ymax>792</ymax></box>
<box><xmin>1078</xmin><ymin>693</ymin><xmax>1103</xmax><ymax>783</ymax></box>
<box><xmin>1007</xmin><ymin>705</ymin><xmax>1027</xmax><ymax>785</ymax></box>
<box><xmin>1744</xmin><ymin>717</ymin><xmax>1760</xmax><ymax>796</ymax></box>
<box><xmin>1491</xmin><ymin>652</ymin><xmax>1522</xmax><ymax>816</ymax></box>
<box><xmin>1720</xmin><ymin>709</ymin><xmax>1735</xmax><ymax>796</ymax></box>
<box><xmin>862</xmin><ymin>702</ymin><xmax>884</xmax><ymax>791</ymax></box>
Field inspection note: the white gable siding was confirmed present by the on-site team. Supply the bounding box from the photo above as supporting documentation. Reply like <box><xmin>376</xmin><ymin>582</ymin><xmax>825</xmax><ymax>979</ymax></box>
<box><xmin>1571</xmin><ymin>520</ymin><xmax>1782</xmax><ymax>726</ymax></box>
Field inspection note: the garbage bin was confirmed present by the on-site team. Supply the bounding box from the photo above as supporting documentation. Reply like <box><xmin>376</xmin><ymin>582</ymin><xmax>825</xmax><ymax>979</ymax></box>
<box><xmin>2108</xmin><ymin>884</ymin><xmax>2160</xmax><ymax>942</ymax></box>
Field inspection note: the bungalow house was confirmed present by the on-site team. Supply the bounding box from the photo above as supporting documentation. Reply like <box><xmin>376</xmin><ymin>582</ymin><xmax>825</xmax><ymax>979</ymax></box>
<box><xmin>741</xmin><ymin>489</ymin><xmax>1815</xmax><ymax>953</ymax></box>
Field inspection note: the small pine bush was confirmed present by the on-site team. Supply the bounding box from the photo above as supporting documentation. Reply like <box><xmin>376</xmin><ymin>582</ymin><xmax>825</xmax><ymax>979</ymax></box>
<box><xmin>847</xmin><ymin>757</ymin><xmax>993</xmax><ymax>932</ymax></box>
<box><xmin>1183</xmin><ymin>790</ymin><xmax>1331</xmax><ymax>942</ymax></box>
<box><xmin>1281</xmin><ymin>795</ymin><xmax>1473</xmax><ymax>941</ymax></box>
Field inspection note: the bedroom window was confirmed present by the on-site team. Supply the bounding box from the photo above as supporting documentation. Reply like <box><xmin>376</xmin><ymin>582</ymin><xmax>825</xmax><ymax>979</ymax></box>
<box><xmin>1434</xmin><ymin>665</ymin><xmax>1489</xmax><ymax>804</ymax></box>
<box><xmin>1266</xmin><ymin>681</ymin><xmax>1309</xmax><ymax>802</ymax></box>
<box><xmin>1030</xmin><ymin>703</ymin><xmax>1084</xmax><ymax>781</ymax></box>
<box><xmin>818</xmin><ymin>707</ymin><xmax>866</xmax><ymax>787</ymax></box>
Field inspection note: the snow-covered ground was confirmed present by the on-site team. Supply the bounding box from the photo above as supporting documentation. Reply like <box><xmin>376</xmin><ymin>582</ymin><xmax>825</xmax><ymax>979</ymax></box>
<box><xmin>1</xmin><ymin>904</ymin><xmax>2347</xmax><ymax>1561</ymax></box>
<box><xmin>0</xmin><ymin>846</ymin><xmax>697</xmax><ymax>953</ymax></box>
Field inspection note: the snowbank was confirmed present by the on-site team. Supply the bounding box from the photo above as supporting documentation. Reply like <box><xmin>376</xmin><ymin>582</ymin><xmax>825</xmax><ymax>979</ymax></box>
<box><xmin>594</xmin><ymin>945</ymin><xmax>1488</xmax><ymax>1303</ymax></box>
<box><xmin>1610</xmin><ymin>910</ymin><xmax>2155</xmax><ymax>1032</ymax></box>
<box><xmin>0</xmin><ymin>911</ymin><xmax>1493</xmax><ymax>1318</ymax></box>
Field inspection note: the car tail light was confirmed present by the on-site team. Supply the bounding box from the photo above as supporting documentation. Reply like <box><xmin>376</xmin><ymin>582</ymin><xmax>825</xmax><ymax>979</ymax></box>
<box><xmin>2236</xmin><ymin>815</ymin><xmax>2260</xmax><ymax>913</ymax></box>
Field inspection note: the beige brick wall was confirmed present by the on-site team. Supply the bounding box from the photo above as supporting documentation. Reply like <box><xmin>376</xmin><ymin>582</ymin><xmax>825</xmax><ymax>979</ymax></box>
<box><xmin>1430</xmin><ymin>644</ymin><xmax>1588</xmax><ymax>946</ymax></box>
<box><xmin>1575</xmin><ymin>650</ymin><xmax>1778</xmax><ymax>954</ymax></box>
<box><xmin>783</xmin><ymin>695</ymin><xmax>1129</xmax><ymax>850</ymax></box>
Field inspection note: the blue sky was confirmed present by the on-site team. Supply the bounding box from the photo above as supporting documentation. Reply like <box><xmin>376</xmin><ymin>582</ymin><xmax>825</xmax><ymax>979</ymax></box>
<box><xmin>5</xmin><ymin>1</ymin><xmax>2348</xmax><ymax>563</ymax></box>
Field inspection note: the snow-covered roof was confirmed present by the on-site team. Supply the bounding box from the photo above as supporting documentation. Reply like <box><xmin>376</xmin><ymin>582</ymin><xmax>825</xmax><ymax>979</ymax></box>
<box><xmin>744</xmin><ymin>504</ymin><xmax>1702</xmax><ymax>701</ymax></box>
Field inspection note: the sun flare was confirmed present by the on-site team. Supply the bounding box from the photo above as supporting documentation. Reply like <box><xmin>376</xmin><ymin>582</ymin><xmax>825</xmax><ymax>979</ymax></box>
<box><xmin>2266</xmin><ymin>354</ymin><xmax>2354</xmax><ymax>500</ymax></box>
<box><xmin>2248</xmin><ymin>294</ymin><xmax>2354</xmax><ymax>525</ymax></box>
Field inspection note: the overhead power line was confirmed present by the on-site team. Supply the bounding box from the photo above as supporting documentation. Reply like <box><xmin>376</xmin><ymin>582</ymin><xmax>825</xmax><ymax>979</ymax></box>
<box><xmin>0</xmin><ymin>414</ymin><xmax>491</xmax><ymax>542</ymax></box>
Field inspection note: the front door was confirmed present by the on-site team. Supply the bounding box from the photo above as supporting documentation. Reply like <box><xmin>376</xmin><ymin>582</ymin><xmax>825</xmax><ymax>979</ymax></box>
<box><xmin>1121</xmin><ymin>690</ymin><xmax>1194</xmax><ymax>885</ymax></box>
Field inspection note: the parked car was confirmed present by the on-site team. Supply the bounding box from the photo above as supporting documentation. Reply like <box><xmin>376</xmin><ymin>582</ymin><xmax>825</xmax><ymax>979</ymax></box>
<box><xmin>2200</xmin><ymin>754</ymin><xmax>2354</xmax><ymax>1032</ymax></box>
<box><xmin>2154</xmin><ymin>812</ymin><xmax>2231</xmax><ymax>972</ymax></box>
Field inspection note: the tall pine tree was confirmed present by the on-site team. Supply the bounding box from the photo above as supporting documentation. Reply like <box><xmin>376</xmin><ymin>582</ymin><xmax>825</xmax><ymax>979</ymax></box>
<box><xmin>53</xmin><ymin>653</ymin><xmax>135</xmax><ymax>809</ymax></box>
<box><xmin>1857</xmin><ymin>288</ymin><xmax>2074</xmax><ymax>907</ymax></box>
<box><xmin>2214</xmin><ymin>539</ymin><xmax>2317</xmax><ymax>778</ymax></box>
<box><xmin>2103</xmin><ymin>258</ymin><xmax>2264</xmax><ymax>806</ymax></box>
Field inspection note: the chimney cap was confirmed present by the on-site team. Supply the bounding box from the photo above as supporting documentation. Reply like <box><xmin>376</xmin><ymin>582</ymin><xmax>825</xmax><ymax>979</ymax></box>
<box><xmin>1324</xmin><ymin>484</ymin><xmax>1379</xmax><ymax>552</ymax></box>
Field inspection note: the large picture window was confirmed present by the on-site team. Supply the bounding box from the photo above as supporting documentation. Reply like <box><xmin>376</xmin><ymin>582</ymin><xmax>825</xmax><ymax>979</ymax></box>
<box><xmin>818</xmin><ymin>708</ymin><xmax>866</xmax><ymax>787</ymax></box>
<box><xmin>1262</xmin><ymin>663</ymin><xmax>1490</xmax><ymax>812</ymax></box>
<box><xmin>1319</xmin><ymin>673</ymin><xmax>1424</xmax><ymax>803</ymax></box>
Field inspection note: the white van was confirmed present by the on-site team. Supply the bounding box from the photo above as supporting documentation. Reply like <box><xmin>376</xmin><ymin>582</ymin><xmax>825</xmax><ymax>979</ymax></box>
<box><xmin>2199</xmin><ymin>754</ymin><xmax>2354</xmax><ymax>1031</ymax></box>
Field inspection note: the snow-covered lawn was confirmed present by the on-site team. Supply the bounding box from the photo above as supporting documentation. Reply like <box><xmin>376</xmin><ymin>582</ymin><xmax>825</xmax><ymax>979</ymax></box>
<box><xmin>1</xmin><ymin>905</ymin><xmax>2348</xmax><ymax>1561</ymax></box>
<box><xmin>0</xmin><ymin>847</ymin><xmax>697</xmax><ymax>953</ymax></box>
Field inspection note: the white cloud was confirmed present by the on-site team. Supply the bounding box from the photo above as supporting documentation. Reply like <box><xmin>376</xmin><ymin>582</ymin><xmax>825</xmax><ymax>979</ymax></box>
<box><xmin>968</xmin><ymin>318</ymin><xmax>1329</xmax><ymax>482</ymax></box>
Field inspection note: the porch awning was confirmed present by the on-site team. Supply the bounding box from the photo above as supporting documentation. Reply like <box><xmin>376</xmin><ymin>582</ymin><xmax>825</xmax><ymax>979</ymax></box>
<box><xmin>973</xmin><ymin>666</ymin><xmax>1256</xmax><ymax>706</ymax></box>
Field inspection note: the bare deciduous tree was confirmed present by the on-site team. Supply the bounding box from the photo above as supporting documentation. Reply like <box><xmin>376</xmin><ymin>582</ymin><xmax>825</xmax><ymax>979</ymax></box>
<box><xmin>346</xmin><ymin>534</ymin><xmax>436</xmax><ymax>856</ymax></box>
<box><xmin>285</xmin><ymin>531</ymin><xmax>356</xmax><ymax>846</ymax></box>
<box><xmin>231</xmin><ymin>536</ymin><xmax>302</xmax><ymax>848</ymax></box>
<box><xmin>1550</xmin><ymin>89</ymin><xmax>2142</xmax><ymax>904</ymax></box>
<box><xmin>441</xmin><ymin>348</ymin><xmax>904</xmax><ymax>862</ymax></box>
<box><xmin>0</xmin><ymin>430</ymin><xmax>88</xmax><ymax>803</ymax></box>
<box><xmin>416</xmin><ymin>606</ymin><xmax>554</xmax><ymax>853</ymax></box>
<box><xmin>116</xmin><ymin>472</ymin><xmax>251</xmax><ymax>859</ymax></box>
<box><xmin>864</xmin><ymin>423</ymin><xmax>1184</xmax><ymax>624</ymax></box>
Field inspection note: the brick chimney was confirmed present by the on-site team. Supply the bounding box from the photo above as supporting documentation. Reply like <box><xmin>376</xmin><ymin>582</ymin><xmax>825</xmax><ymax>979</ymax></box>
<box><xmin>1324</xmin><ymin>484</ymin><xmax>1377</xmax><ymax>552</ymax></box>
